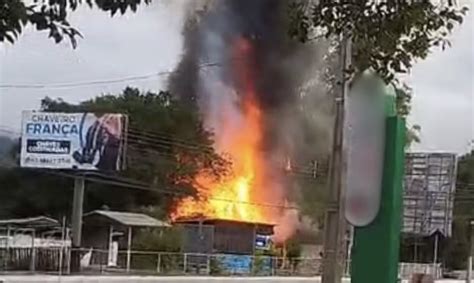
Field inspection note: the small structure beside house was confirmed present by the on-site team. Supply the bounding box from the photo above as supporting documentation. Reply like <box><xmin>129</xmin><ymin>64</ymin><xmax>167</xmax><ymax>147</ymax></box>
<box><xmin>0</xmin><ymin>215</ymin><xmax>65</xmax><ymax>272</ymax></box>
<box><xmin>0</xmin><ymin>216</ymin><xmax>60</xmax><ymax>232</ymax></box>
<box><xmin>82</xmin><ymin>210</ymin><xmax>170</xmax><ymax>271</ymax></box>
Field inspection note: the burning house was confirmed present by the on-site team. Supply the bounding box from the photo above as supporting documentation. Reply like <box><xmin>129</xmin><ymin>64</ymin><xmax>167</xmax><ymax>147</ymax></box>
<box><xmin>175</xmin><ymin>218</ymin><xmax>274</xmax><ymax>255</ymax></box>
<box><xmin>168</xmin><ymin>0</ymin><xmax>334</xmax><ymax>244</ymax></box>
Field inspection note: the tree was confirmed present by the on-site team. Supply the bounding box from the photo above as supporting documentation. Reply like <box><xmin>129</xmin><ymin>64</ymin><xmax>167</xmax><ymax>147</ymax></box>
<box><xmin>444</xmin><ymin>151</ymin><xmax>474</xmax><ymax>269</ymax></box>
<box><xmin>289</xmin><ymin>1</ymin><xmax>469</xmax><ymax>149</ymax></box>
<box><xmin>0</xmin><ymin>87</ymin><xmax>229</xmax><ymax>220</ymax></box>
<box><xmin>0</xmin><ymin>136</ymin><xmax>14</xmax><ymax>160</ymax></box>
<box><xmin>394</xmin><ymin>83</ymin><xmax>421</xmax><ymax>147</ymax></box>
<box><xmin>289</xmin><ymin>0</ymin><xmax>469</xmax><ymax>84</ymax></box>
<box><xmin>0</xmin><ymin>0</ymin><xmax>150</xmax><ymax>47</ymax></box>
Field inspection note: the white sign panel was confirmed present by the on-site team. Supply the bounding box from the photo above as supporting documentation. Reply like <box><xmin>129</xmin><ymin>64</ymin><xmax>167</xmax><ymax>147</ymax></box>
<box><xmin>21</xmin><ymin>111</ymin><xmax>127</xmax><ymax>170</ymax></box>
<box><xmin>344</xmin><ymin>77</ymin><xmax>386</xmax><ymax>227</ymax></box>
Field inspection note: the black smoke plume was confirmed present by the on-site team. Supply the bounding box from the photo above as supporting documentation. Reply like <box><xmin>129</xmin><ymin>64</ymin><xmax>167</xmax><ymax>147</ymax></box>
<box><xmin>169</xmin><ymin>0</ymin><xmax>335</xmax><ymax>238</ymax></box>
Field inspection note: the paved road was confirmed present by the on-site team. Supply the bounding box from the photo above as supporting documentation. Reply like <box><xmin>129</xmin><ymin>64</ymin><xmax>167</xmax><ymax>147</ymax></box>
<box><xmin>0</xmin><ymin>276</ymin><xmax>468</xmax><ymax>283</ymax></box>
<box><xmin>0</xmin><ymin>276</ymin><xmax>339</xmax><ymax>283</ymax></box>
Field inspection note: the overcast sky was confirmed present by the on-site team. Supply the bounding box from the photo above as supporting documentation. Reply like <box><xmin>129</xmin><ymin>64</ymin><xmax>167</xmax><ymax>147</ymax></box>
<box><xmin>0</xmin><ymin>1</ymin><xmax>472</xmax><ymax>154</ymax></box>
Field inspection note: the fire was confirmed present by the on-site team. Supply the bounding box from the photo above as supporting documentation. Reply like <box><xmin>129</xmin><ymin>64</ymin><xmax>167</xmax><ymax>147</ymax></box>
<box><xmin>171</xmin><ymin>37</ymin><xmax>272</xmax><ymax>223</ymax></box>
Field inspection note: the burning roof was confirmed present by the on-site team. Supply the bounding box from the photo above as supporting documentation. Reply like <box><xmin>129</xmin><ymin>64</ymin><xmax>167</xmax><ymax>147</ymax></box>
<box><xmin>173</xmin><ymin>217</ymin><xmax>275</xmax><ymax>236</ymax></box>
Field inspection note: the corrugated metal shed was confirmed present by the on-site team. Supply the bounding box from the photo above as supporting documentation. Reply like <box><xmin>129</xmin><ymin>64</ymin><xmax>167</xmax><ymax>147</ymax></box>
<box><xmin>83</xmin><ymin>210</ymin><xmax>170</xmax><ymax>228</ymax></box>
<box><xmin>0</xmin><ymin>216</ymin><xmax>59</xmax><ymax>229</ymax></box>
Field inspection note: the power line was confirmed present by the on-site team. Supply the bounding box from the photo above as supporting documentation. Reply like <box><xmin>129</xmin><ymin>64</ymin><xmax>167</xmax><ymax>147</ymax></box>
<box><xmin>0</xmin><ymin>62</ymin><xmax>219</xmax><ymax>89</ymax></box>
<box><xmin>1</xmin><ymin>157</ymin><xmax>303</xmax><ymax>211</ymax></box>
<box><xmin>0</xmin><ymin>128</ymin><xmax>20</xmax><ymax>135</ymax></box>
<box><xmin>28</xmin><ymin>168</ymin><xmax>301</xmax><ymax>211</ymax></box>
<box><xmin>0</xmin><ymin>125</ymin><xmax>327</xmax><ymax>179</ymax></box>
<box><xmin>0</xmin><ymin>126</ymin><xmax>308</xmax><ymax>210</ymax></box>
<box><xmin>0</xmin><ymin>61</ymin><xmax>224</xmax><ymax>90</ymax></box>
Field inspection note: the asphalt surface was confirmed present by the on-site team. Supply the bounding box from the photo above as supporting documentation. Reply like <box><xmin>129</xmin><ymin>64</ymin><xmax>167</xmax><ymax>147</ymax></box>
<box><xmin>0</xmin><ymin>276</ymin><xmax>342</xmax><ymax>283</ymax></box>
<box><xmin>0</xmin><ymin>276</ymin><xmax>468</xmax><ymax>283</ymax></box>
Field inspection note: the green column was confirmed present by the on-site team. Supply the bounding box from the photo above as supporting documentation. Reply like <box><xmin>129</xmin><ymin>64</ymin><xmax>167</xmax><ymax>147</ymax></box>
<box><xmin>351</xmin><ymin>98</ymin><xmax>406</xmax><ymax>283</ymax></box>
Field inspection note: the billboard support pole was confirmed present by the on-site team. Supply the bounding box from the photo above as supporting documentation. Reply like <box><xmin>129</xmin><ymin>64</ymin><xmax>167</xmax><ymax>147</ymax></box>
<box><xmin>71</xmin><ymin>174</ymin><xmax>85</xmax><ymax>272</ymax></box>
<box><xmin>351</xmin><ymin>95</ymin><xmax>406</xmax><ymax>283</ymax></box>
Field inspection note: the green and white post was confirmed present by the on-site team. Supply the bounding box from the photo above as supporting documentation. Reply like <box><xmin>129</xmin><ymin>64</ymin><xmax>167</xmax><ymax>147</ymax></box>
<box><xmin>349</xmin><ymin>83</ymin><xmax>406</xmax><ymax>283</ymax></box>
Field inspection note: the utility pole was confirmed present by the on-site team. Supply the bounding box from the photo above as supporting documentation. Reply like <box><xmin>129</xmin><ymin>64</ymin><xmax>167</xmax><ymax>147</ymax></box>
<box><xmin>321</xmin><ymin>32</ymin><xmax>351</xmax><ymax>283</ymax></box>
<box><xmin>70</xmin><ymin>174</ymin><xmax>85</xmax><ymax>272</ymax></box>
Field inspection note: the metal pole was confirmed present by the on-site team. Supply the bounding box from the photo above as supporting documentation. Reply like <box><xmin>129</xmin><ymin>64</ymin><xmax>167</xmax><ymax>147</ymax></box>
<box><xmin>206</xmin><ymin>254</ymin><xmax>210</xmax><ymax>275</ymax></box>
<box><xmin>30</xmin><ymin>229</ymin><xmax>36</xmax><ymax>272</ymax></box>
<box><xmin>66</xmin><ymin>228</ymin><xmax>71</xmax><ymax>274</ymax></box>
<box><xmin>433</xmin><ymin>233</ymin><xmax>439</xmax><ymax>278</ymax></box>
<box><xmin>156</xmin><ymin>253</ymin><xmax>161</xmax><ymax>273</ymax></box>
<box><xmin>467</xmin><ymin>256</ymin><xmax>472</xmax><ymax>283</ymax></box>
<box><xmin>346</xmin><ymin>226</ymin><xmax>354</xmax><ymax>276</ymax></box>
<box><xmin>322</xmin><ymin>32</ymin><xmax>351</xmax><ymax>283</ymax></box>
<box><xmin>5</xmin><ymin>226</ymin><xmax>10</xmax><ymax>271</ymax></box>
<box><xmin>108</xmin><ymin>225</ymin><xmax>113</xmax><ymax>267</ymax></box>
<box><xmin>126</xmin><ymin>226</ymin><xmax>132</xmax><ymax>273</ymax></box>
<box><xmin>414</xmin><ymin>235</ymin><xmax>419</xmax><ymax>263</ymax></box>
<box><xmin>183</xmin><ymin>253</ymin><xmax>187</xmax><ymax>273</ymax></box>
<box><xmin>71</xmin><ymin>174</ymin><xmax>85</xmax><ymax>272</ymax></box>
<box><xmin>59</xmin><ymin>216</ymin><xmax>66</xmax><ymax>276</ymax></box>
<box><xmin>467</xmin><ymin>222</ymin><xmax>473</xmax><ymax>283</ymax></box>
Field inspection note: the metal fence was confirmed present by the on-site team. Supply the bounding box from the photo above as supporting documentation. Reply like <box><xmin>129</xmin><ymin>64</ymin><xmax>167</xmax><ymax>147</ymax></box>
<box><xmin>0</xmin><ymin>226</ymin><xmax>70</xmax><ymax>274</ymax></box>
<box><xmin>0</xmin><ymin>247</ymin><xmax>323</xmax><ymax>276</ymax></box>
<box><xmin>399</xmin><ymin>262</ymin><xmax>442</xmax><ymax>279</ymax></box>
<box><xmin>0</xmin><ymin>246</ymin><xmax>445</xmax><ymax>279</ymax></box>
<box><xmin>83</xmin><ymin>249</ymin><xmax>323</xmax><ymax>276</ymax></box>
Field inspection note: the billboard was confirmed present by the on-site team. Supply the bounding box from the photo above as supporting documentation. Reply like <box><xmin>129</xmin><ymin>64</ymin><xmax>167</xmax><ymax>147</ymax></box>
<box><xmin>403</xmin><ymin>153</ymin><xmax>457</xmax><ymax>237</ymax></box>
<box><xmin>20</xmin><ymin>111</ymin><xmax>127</xmax><ymax>171</ymax></box>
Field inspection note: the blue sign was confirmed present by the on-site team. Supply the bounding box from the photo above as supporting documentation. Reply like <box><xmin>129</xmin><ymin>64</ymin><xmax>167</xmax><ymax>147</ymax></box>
<box><xmin>217</xmin><ymin>254</ymin><xmax>273</xmax><ymax>275</ymax></box>
<box><xmin>255</xmin><ymin>235</ymin><xmax>271</xmax><ymax>250</ymax></box>
<box><xmin>219</xmin><ymin>255</ymin><xmax>252</xmax><ymax>274</ymax></box>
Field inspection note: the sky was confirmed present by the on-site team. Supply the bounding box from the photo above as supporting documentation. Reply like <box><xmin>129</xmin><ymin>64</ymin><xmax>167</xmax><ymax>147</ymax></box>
<box><xmin>0</xmin><ymin>1</ymin><xmax>473</xmax><ymax>154</ymax></box>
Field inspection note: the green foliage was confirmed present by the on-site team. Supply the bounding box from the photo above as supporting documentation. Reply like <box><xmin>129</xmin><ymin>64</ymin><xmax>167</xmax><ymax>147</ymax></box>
<box><xmin>41</xmin><ymin>87</ymin><xmax>229</xmax><ymax>195</ymax></box>
<box><xmin>130</xmin><ymin>225</ymin><xmax>183</xmax><ymax>271</ymax></box>
<box><xmin>296</xmin><ymin>177</ymin><xmax>327</xmax><ymax>227</ymax></box>
<box><xmin>289</xmin><ymin>0</ymin><xmax>469</xmax><ymax>83</ymax></box>
<box><xmin>0</xmin><ymin>87</ymin><xmax>228</xmax><ymax>220</ymax></box>
<box><xmin>394</xmin><ymin>84</ymin><xmax>413</xmax><ymax>119</ymax></box>
<box><xmin>0</xmin><ymin>0</ymin><xmax>150</xmax><ymax>47</ymax></box>
<box><xmin>0</xmin><ymin>136</ymin><xmax>14</xmax><ymax>160</ymax></box>
<box><xmin>444</xmin><ymin>151</ymin><xmax>474</xmax><ymax>269</ymax></box>
<box><xmin>252</xmin><ymin>254</ymin><xmax>266</xmax><ymax>275</ymax></box>
<box><xmin>394</xmin><ymin>83</ymin><xmax>421</xmax><ymax>148</ymax></box>
<box><xmin>285</xmin><ymin>237</ymin><xmax>302</xmax><ymax>259</ymax></box>
<box><xmin>209</xmin><ymin>257</ymin><xmax>222</xmax><ymax>275</ymax></box>
<box><xmin>0</xmin><ymin>167</ymin><xmax>73</xmax><ymax>219</ymax></box>
<box><xmin>133</xmin><ymin>227</ymin><xmax>182</xmax><ymax>252</ymax></box>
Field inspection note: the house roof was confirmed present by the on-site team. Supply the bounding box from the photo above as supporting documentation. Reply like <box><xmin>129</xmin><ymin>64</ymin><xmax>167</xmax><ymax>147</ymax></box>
<box><xmin>0</xmin><ymin>216</ymin><xmax>59</xmax><ymax>229</ymax></box>
<box><xmin>83</xmin><ymin>210</ymin><xmax>170</xmax><ymax>228</ymax></box>
<box><xmin>173</xmin><ymin>217</ymin><xmax>275</xmax><ymax>235</ymax></box>
<box><xmin>173</xmin><ymin>217</ymin><xmax>276</xmax><ymax>227</ymax></box>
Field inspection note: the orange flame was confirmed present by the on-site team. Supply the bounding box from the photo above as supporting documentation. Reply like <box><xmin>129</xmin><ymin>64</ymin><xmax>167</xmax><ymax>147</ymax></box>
<box><xmin>171</xmin><ymin>37</ymin><xmax>273</xmax><ymax>224</ymax></box>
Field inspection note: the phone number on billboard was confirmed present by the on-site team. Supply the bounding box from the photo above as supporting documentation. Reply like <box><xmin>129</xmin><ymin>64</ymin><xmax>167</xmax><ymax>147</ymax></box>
<box><xmin>23</xmin><ymin>157</ymin><xmax>72</xmax><ymax>166</ymax></box>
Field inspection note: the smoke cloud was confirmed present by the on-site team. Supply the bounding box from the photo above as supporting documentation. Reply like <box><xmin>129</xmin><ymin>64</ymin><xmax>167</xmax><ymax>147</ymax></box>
<box><xmin>169</xmin><ymin>0</ymin><xmax>335</xmax><ymax>241</ymax></box>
